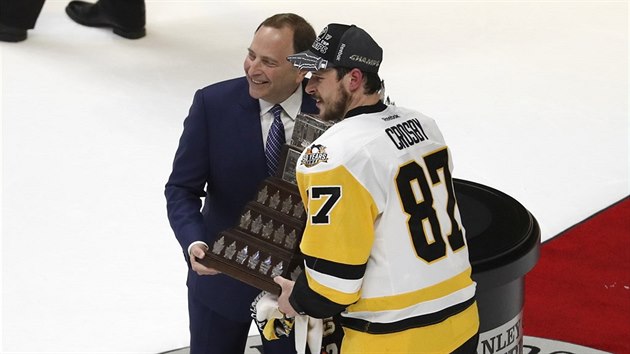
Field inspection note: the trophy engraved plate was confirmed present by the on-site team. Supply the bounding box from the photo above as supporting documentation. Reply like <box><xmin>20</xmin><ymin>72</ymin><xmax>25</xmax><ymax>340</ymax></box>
<box><xmin>290</xmin><ymin>113</ymin><xmax>334</xmax><ymax>150</ymax></box>
<box><xmin>279</xmin><ymin>146</ymin><xmax>303</xmax><ymax>184</ymax></box>
<box><xmin>200</xmin><ymin>113</ymin><xmax>332</xmax><ymax>294</ymax></box>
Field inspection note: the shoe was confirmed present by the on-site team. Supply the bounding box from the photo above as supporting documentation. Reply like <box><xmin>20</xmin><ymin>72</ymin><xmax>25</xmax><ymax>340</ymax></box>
<box><xmin>65</xmin><ymin>0</ymin><xmax>146</xmax><ymax>39</ymax></box>
<box><xmin>0</xmin><ymin>22</ymin><xmax>27</xmax><ymax>42</ymax></box>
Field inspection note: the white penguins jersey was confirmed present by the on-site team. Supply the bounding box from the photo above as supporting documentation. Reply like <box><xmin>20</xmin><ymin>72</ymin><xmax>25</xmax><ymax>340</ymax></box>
<box><xmin>295</xmin><ymin>104</ymin><xmax>476</xmax><ymax>333</ymax></box>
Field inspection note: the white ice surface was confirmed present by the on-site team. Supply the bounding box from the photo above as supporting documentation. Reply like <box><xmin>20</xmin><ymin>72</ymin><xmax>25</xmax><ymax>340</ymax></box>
<box><xmin>1</xmin><ymin>1</ymin><xmax>627</xmax><ymax>353</ymax></box>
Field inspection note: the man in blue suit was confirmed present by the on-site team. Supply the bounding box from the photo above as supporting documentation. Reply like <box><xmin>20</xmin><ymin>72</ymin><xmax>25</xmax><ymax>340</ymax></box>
<box><xmin>165</xmin><ymin>13</ymin><xmax>317</xmax><ymax>354</ymax></box>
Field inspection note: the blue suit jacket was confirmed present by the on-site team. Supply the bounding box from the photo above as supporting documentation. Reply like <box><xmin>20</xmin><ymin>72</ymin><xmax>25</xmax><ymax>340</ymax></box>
<box><xmin>165</xmin><ymin>76</ymin><xmax>317</xmax><ymax>322</ymax></box>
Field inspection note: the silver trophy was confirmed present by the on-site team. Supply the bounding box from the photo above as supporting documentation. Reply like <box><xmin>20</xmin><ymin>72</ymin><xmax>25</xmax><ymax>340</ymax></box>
<box><xmin>201</xmin><ymin>113</ymin><xmax>333</xmax><ymax>294</ymax></box>
<box><xmin>290</xmin><ymin>113</ymin><xmax>334</xmax><ymax>150</ymax></box>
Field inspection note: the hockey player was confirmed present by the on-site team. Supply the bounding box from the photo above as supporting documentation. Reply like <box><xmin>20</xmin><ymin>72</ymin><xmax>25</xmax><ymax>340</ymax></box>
<box><xmin>275</xmin><ymin>23</ymin><xmax>480</xmax><ymax>353</ymax></box>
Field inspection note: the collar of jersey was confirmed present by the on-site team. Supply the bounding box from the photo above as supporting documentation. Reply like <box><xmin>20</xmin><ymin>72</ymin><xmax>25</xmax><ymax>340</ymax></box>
<box><xmin>345</xmin><ymin>101</ymin><xmax>387</xmax><ymax>119</ymax></box>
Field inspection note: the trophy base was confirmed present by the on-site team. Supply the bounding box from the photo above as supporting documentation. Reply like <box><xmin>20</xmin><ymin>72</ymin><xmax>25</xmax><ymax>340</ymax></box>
<box><xmin>200</xmin><ymin>226</ymin><xmax>305</xmax><ymax>296</ymax></box>
<box><xmin>198</xmin><ymin>254</ymin><xmax>283</xmax><ymax>294</ymax></box>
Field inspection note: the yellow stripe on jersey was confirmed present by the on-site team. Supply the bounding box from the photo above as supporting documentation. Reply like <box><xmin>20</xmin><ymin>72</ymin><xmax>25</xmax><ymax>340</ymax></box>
<box><xmin>341</xmin><ymin>302</ymin><xmax>479</xmax><ymax>354</ymax></box>
<box><xmin>347</xmin><ymin>267</ymin><xmax>473</xmax><ymax>313</ymax></box>
<box><xmin>297</xmin><ymin>165</ymin><xmax>379</xmax><ymax>266</ymax></box>
<box><xmin>304</xmin><ymin>266</ymin><xmax>362</xmax><ymax>305</ymax></box>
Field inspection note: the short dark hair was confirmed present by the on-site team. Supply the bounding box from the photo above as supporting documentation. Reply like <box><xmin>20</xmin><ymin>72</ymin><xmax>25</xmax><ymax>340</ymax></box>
<box><xmin>257</xmin><ymin>13</ymin><xmax>316</xmax><ymax>53</ymax></box>
<box><xmin>335</xmin><ymin>67</ymin><xmax>382</xmax><ymax>95</ymax></box>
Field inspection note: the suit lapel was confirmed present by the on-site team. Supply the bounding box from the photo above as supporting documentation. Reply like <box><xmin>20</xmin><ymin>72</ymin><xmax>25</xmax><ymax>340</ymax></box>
<box><xmin>234</xmin><ymin>81</ymin><xmax>266</xmax><ymax>174</ymax></box>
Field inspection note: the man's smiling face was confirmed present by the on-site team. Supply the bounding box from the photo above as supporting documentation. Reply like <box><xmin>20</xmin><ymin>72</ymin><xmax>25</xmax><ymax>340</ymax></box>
<box><xmin>244</xmin><ymin>25</ymin><xmax>304</xmax><ymax>103</ymax></box>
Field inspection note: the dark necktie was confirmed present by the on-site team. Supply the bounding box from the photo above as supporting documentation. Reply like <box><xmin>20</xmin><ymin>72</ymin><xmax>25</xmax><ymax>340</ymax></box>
<box><xmin>265</xmin><ymin>104</ymin><xmax>286</xmax><ymax>176</ymax></box>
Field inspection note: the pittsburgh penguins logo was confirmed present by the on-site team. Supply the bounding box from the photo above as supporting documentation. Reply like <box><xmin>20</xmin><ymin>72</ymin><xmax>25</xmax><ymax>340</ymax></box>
<box><xmin>301</xmin><ymin>144</ymin><xmax>329</xmax><ymax>168</ymax></box>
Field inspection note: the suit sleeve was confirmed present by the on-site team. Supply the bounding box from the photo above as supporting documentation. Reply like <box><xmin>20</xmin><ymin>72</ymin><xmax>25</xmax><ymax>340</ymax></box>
<box><xmin>165</xmin><ymin>89</ymin><xmax>211</xmax><ymax>256</ymax></box>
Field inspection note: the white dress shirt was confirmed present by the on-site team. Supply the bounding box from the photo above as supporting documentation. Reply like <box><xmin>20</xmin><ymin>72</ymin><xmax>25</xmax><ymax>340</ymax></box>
<box><xmin>259</xmin><ymin>86</ymin><xmax>303</xmax><ymax>145</ymax></box>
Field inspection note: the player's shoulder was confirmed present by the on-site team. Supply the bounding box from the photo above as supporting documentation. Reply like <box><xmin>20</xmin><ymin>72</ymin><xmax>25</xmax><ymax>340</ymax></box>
<box><xmin>330</xmin><ymin>105</ymin><xmax>437</xmax><ymax>141</ymax></box>
<box><xmin>299</xmin><ymin>112</ymin><xmax>384</xmax><ymax>171</ymax></box>
<box><xmin>385</xmin><ymin>105</ymin><xmax>438</xmax><ymax>125</ymax></box>
<box><xmin>299</xmin><ymin>106</ymin><xmax>440</xmax><ymax>172</ymax></box>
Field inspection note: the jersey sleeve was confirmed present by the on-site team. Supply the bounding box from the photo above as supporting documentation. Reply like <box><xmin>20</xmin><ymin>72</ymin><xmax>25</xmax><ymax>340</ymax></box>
<box><xmin>291</xmin><ymin>164</ymin><xmax>379</xmax><ymax>314</ymax></box>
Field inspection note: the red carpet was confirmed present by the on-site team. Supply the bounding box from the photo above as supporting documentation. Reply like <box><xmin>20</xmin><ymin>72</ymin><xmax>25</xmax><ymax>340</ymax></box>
<box><xmin>523</xmin><ymin>197</ymin><xmax>630</xmax><ymax>354</ymax></box>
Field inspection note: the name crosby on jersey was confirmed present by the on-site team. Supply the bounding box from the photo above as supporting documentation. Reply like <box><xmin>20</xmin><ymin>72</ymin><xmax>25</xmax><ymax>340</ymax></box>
<box><xmin>385</xmin><ymin>117</ymin><xmax>430</xmax><ymax>150</ymax></box>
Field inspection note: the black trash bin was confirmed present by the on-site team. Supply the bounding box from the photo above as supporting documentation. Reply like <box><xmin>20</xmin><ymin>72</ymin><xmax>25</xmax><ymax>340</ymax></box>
<box><xmin>454</xmin><ymin>179</ymin><xmax>540</xmax><ymax>354</ymax></box>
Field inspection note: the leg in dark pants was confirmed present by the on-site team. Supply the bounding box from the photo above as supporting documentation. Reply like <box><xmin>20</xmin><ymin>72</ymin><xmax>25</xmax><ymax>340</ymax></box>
<box><xmin>0</xmin><ymin>0</ymin><xmax>45</xmax><ymax>41</ymax></box>
<box><xmin>188</xmin><ymin>288</ymin><xmax>298</xmax><ymax>354</ymax></box>
<box><xmin>0</xmin><ymin>0</ymin><xmax>46</xmax><ymax>29</ymax></box>
<box><xmin>188</xmin><ymin>290</ymin><xmax>251</xmax><ymax>354</ymax></box>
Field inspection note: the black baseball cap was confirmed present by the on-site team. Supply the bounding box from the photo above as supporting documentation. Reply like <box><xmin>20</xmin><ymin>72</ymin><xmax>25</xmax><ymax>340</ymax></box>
<box><xmin>287</xmin><ymin>23</ymin><xmax>382</xmax><ymax>73</ymax></box>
